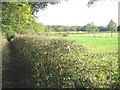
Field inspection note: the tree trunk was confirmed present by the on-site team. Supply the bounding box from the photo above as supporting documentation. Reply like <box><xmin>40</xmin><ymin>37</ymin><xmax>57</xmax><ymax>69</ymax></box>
<box><xmin>111</xmin><ymin>31</ymin><xmax>113</xmax><ymax>37</ymax></box>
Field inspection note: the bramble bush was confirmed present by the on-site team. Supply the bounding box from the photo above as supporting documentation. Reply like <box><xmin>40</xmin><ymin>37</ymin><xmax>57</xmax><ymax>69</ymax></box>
<box><xmin>2</xmin><ymin>35</ymin><xmax>119</xmax><ymax>89</ymax></box>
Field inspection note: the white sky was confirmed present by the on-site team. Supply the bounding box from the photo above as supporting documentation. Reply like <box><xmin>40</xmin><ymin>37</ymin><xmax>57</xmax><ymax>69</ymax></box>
<box><xmin>36</xmin><ymin>0</ymin><xmax>118</xmax><ymax>26</ymax></box>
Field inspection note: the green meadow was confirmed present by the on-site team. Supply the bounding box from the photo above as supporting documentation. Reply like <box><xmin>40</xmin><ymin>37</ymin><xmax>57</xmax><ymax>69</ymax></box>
<box><xmin>61</xmin><ymin>36</ymin><xmax>118</xmax><ymax>53</ymax></box>
<box><xmin>51</xmin><ymin>32</ymin><xmax>119</xmax><ymax>53</ymax></box>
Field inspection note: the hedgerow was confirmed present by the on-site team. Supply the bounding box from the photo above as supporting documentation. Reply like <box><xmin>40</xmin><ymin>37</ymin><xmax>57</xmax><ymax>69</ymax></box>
<box><xmin>2</xmin><ymin>35</ymin><xmax>119</xmax><ymax>89</ymax></box>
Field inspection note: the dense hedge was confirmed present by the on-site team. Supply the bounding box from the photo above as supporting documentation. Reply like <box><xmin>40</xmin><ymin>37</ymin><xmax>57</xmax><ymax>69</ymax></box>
<box><xmin>2</xmin><ymin>35</ymin><xmax>119</xmax><ymax>89</ymax></box>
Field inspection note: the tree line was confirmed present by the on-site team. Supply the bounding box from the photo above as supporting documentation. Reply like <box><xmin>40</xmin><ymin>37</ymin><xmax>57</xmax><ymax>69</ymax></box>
<box><xmin>2</xmin><ymin>1</ymin><xmax>119</xmax><ymax>42</ymax></box>
<box><xmin>46</xmin><ymin>20</ymin><xmax>118</xmax><ymax>33</ymax></box>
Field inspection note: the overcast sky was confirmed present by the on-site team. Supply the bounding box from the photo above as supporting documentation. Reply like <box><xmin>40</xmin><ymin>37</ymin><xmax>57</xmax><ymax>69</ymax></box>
<box><xmin>36</xmin><ymin>0</ymin><xmax>118</xmax><ymax>26</ymax></box>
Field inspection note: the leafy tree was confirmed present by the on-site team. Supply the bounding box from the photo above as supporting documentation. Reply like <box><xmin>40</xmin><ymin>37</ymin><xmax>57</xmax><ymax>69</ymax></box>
<box><xmin>98</xmin><ymin>26</ymin><xmax>108</xmax><ymax>32</ymax></box>
<box><xmin>2</xmin><ymin>2</ymin><xmax>32</xmax><ymax>41</ymax></box>
<box><xmin>27</xmin><ymin>16</ymin><xmax>46</xmax><ymax>34</ymax></box>
<box><xmin>107</xmin><ymin>20</ymin><xmax>117</xmax><ymax>37</ymax></box>
<box><xmin>62</xmin><ymin>26</ymin><xmax>70</xmax><ymax>31</ymax></box>
<box><xmin>84</xmin><ymin>22</ymin><xmax>99</xmax><ymax>34</ymax></box>
<box><xmin>45</xmin><ymin>25</ymin><xmax>55</xmax><ymax>32</ymax></box>
<box><xmin>52</xmin><ymin>25</ymin><xmax>60</xmax><ymax>32</ymax></box>
<box><xmin>2</xmin><ymin>2</ymin><xmax>58</xmax><ymax>41</ymax></box>
<box><xmin>77</xmin><ymin>26</ymin><xmax>82</xmax><ymax>31</ymax></box>
<box><xmin>80</xmin><ymin>26</ymin><xmax>87</xmax><ymax>32</ymax></box>
<box><xmin>29</xmin><ymin>0</ymin><xmax>96</xmax><ymax>14</ymax></box>
<box><xmin>28</xmin><ymin>2</ymin><xmax>58</xmax><ymax>15</ymax></box>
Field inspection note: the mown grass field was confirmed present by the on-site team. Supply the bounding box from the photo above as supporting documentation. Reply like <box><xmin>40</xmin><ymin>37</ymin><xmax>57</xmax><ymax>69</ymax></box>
<box><xmin>61</xmin><ymin>36</ymin><xmax>118</xmax><ymax>53</ymax></box>
<box><xmin>51</xmin><ymin>32</ymin><xmax>119</xmax><ymax>53</ymax></box>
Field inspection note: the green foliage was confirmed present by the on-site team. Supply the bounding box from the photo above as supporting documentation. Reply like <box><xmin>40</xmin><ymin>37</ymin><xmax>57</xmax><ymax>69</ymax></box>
<box><xmin>2</xmin><ymin>25</ymin><xmax>16</xmax><ymax>42</ymax></box>
<box><xmin>46</xmin><ymin>24</ymin><xmax>100</xmax><ymax>33</ymax></box>
<box><xmin>28</xmin><ymin>2</ymin><xmax>58</xmax><ymax>15</ymax></box>
<box><xmin>2</xmin><ymin>35</ymin><xmax>86</xmax><ymax>88</ymax></box>
<box><xmin>107</xmin><ymin>20</ymin><xmax>117</xmax><ymax>37</ymax></box>
<box><xmin>46</xmin><ymin>25</ymin><xmax>79</xmax><ymax>32</ymax></box>
<box><xmin>28</xmin><ymin>17</ymin><xmax>46</xmax><ymax>34</ymax></box>
<box><xmin>83</xmin><ymin>22</ymin><xmax>99</xmax><ymax>33</ymax></box>
<box><xmin>45</xmin><ymin>26</ymin><xmax>55</xmax><ymax>32</ymax></box>
<box><xmin>2</xmin><ymin>2</ymin><xmax>47</xmax><ymax>38</ymax></box>
<box><xmin>2</xmin><ymin>35</ymin><xmax>119</xmax><ymax>89</ymax></box>
<box><xmin>2</xmin><ymin>2</ymin><xmax>32</xmax><ymax>39</ymax></box>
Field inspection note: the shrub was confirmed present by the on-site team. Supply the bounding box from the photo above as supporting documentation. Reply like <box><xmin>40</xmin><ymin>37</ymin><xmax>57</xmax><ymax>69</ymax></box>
<box><xmin>2</xmin><ymin>35</ymin><xmax>119</xmax><ymax>89</ymax></box>
<box><xmin>2</xmin><ymin>35</ymin><xmax>87</xmax><ymax>88</ymax></box>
